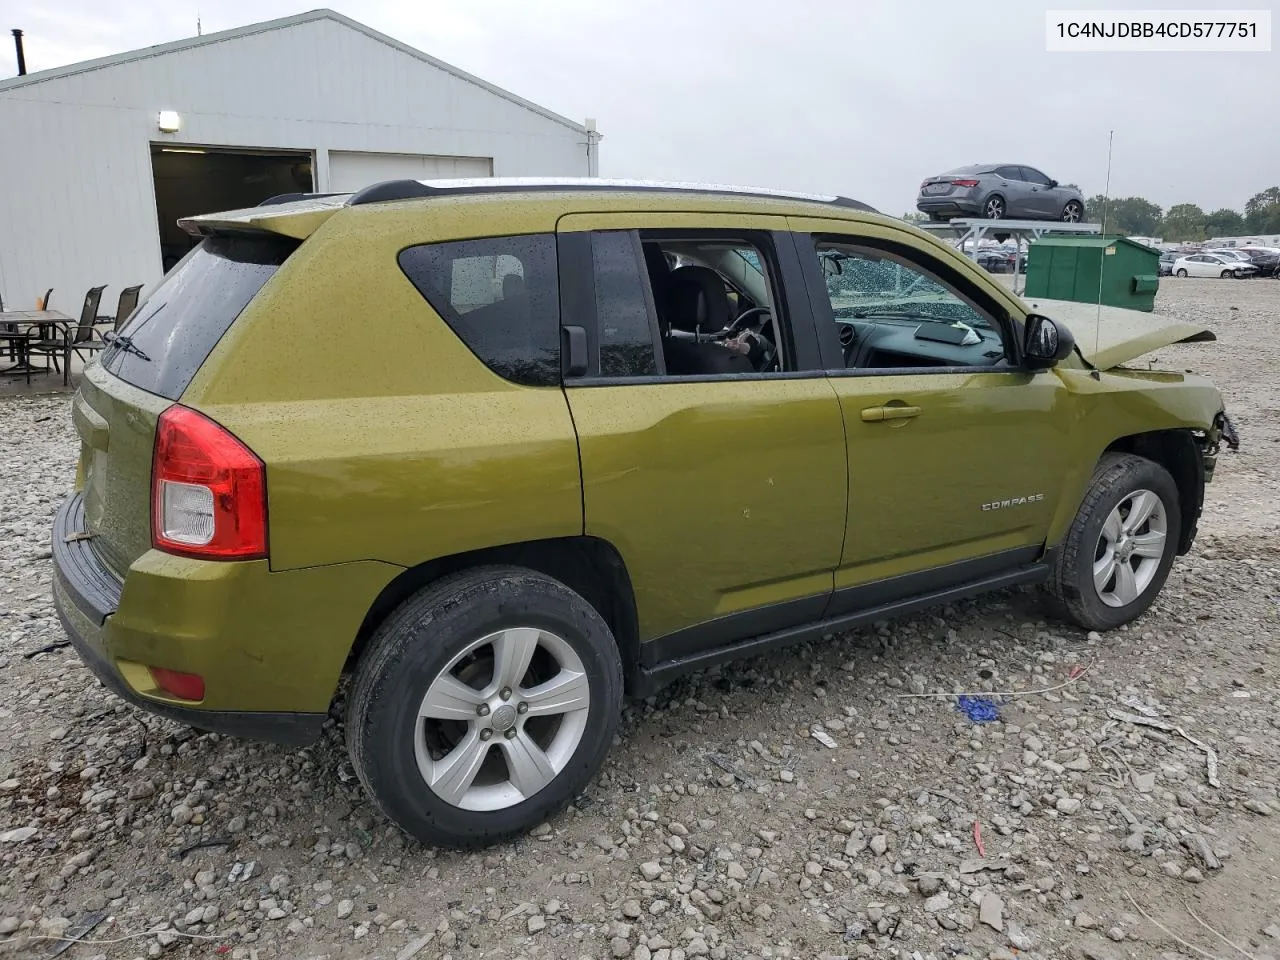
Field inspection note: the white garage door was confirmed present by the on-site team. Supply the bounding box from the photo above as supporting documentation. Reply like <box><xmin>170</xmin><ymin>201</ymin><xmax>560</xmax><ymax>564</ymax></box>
<box><xmin>327</xmin><ymin>151</ymin><xmax>493</xmax><ymax>193</ymax></box>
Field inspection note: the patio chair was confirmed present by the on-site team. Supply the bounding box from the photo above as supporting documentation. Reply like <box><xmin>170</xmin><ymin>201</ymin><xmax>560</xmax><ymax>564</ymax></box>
<box><xmin>109</xmin><ymin>285</ymin><xmax>143</xmax><ymax>330</ymax></box>
<box><xmin>29</xmin><ymin>285</ymin><xmax>105</xmax><ymax>386</ymax></box>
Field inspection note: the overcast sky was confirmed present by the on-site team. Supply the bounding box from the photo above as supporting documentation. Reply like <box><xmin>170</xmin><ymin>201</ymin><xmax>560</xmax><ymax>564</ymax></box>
<box><xmin>5</xmin><ymin>0</ymin><xmax>1275</xmax><ymax>214</ymax></box>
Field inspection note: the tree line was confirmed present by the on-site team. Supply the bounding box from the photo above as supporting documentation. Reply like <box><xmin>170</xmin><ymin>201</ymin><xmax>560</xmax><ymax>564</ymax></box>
<box><xmin>1086</xmin><ymin>186</ymin><xmax>1280</xmax><ymax>240</ymax></box>
<box><xmin>905</xmin><ymin>186</ymin><xmax>1280</xmax><ymax>241</ymax></box>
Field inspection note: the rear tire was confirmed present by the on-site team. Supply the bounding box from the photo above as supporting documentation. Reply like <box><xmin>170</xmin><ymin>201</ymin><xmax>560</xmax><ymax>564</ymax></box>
<box><xmin>1042</xmin><ymin>454</ymin><xmax>1181</xmax><ymax>632</ymax></box>
<box><xmin>346</xmin><ymin>566</ymin><xmax>623</xmax><ymax>848</ymax></box>
<box><xmin>1176</xmin><ymin>269</ymin><xmax>1188</xmax><ymax>278</ymax></box>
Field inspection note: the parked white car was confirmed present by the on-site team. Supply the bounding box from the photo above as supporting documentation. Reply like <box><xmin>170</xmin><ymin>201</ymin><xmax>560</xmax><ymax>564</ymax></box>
<box><xmin>1172</xmin><ymin>253</ymin><xmax>1258</xmax><ymax>279</ymax></box>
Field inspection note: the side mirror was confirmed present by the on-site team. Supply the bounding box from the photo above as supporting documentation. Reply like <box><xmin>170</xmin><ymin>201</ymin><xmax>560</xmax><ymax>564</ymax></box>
<box><xmin>1023</xmin><ymin>313</ymin><xmax>1074</xmax><ymax>370</ymax></box>
<box><xmin>1047</xmin><ymin>179</ymin><xmax>1059</xmax><ymax>188</ymax></box>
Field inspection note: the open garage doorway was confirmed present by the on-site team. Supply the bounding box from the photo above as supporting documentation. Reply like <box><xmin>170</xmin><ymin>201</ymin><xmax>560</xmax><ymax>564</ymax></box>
<box><xmin>151</xmin><ymin>145</ymin><xmax>313</xmax><ymax>272</ymax></box>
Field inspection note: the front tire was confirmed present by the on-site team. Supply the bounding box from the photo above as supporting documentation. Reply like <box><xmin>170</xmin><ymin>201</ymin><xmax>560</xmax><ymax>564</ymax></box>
<box><xmin>1222</xmin><ymin>270</ymin><xmax>1233</xmax><ymax>279</ymax></box>
<box><xmin>983</xmin><ymin>195</ymin><xmax>1006</xmax><ymax>220</ymax></box>
<box><xmin>1062</xmin><ymin>201</ymin><xmax>1084</xmax><ymax>222</ymax></box>
<box><xmin>1043</xmin><ymin>454</ymin><xmax>1181</xmax><ymax>632</ymax></box>
<box><xmin>346</xmin><ymin>566</ymin><xmax>623</xmax><ymax>848</ymax></box>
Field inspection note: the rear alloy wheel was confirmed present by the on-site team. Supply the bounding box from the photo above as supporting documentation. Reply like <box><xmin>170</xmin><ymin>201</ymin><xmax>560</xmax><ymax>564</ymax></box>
<box><xmin>983</xmin><ymin>195</ymin><xmax>1006</xmax><ymax>220</ymax></box>
<box><xmin>1043</xmin><ymin>453</ymin><xmax>1180</xmax><ymax>631</ymax></box>
<box><xmin>346</xmin><ymin>566</ymin><xmax>622</xmax><ymax>847</ymax></box>
<box><xmin>1176</xmin><ymin>269</ymin><xmax>1188</xmax><ymax>277</ymax></box>
<box><xmin>1061</xmin><ymin>201</ymin><xmax>1084</xmax><ymax>222</ymax></box>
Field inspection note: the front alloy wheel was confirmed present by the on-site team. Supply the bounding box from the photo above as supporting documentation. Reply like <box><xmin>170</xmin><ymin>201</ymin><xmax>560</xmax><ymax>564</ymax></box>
<box><xmin>1062</xmin><ymin>201</ymin><xmax>1083</xmax><ymax>222</ymax></box>
<box><xmin>1043</xmin><ymin>453</ymin><xmax>1181</xmax><ymax>631</ymax></box>
<box><xmin>984</xmin><ymin>195</ymin><xmax>1006</xmax><ymax>220</ymax></box>
<box><xmin>1092</xmin><ymin>490</ymin><xmax>1167</xmax><ymax>608</ymax></box>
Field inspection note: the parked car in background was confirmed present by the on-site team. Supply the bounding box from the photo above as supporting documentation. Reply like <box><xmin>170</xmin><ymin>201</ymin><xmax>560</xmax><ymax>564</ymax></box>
<box><xmin>1158</xmin><ymin>251</ymin><xmax>1180</xmax><ymax>277</ymax></box>
<box><xmin>917</xmin><ymin>164</ymin><xmax>1086</xmax><ymax>222</ymax></box>
<box><xmin>975</xmin><ymin>249</ymin><xmax>1016</xmax><ymax>273</ymax></box>
<box><xmin>1173</xmin><ymin>253</ymin><xmax>1258</xmax><ymax>278</ymax></box>
<box><xmin>1238</xmin><ymin>247</ymin><xmax>1280</xmax><ymax>277</ymax></box>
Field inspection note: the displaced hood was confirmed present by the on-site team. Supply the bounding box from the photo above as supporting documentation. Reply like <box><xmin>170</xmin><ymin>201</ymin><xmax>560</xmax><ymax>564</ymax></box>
<box><xmin>1026</xmin><ymin>298</ymin><xmax>1216</xmax><ymax>370</ymax></box>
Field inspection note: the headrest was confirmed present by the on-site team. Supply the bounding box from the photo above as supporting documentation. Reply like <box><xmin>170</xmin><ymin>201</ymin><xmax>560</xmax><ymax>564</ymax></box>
<box><xmin>667</xmin><ymin>265</ymin><xmax>730</xmax><ymax>334</ymax></box>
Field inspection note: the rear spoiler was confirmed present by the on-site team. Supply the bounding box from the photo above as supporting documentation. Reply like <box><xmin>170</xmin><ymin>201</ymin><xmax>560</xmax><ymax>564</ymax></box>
<box><xmin>178</xmin><ymin>194</ymin><xmax>350</xmax><ymax>239</ymax></box>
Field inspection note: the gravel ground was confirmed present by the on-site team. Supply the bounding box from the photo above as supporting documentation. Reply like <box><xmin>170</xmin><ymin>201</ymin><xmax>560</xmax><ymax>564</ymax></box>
<box><xmin>1</xmin><ymin>277</ymin><xmax>1277</xmax><ymax>960</ymax></box>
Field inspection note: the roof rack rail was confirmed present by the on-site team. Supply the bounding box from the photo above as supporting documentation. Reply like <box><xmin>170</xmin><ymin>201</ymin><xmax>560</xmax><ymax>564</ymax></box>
<box><xmin>257</xmin><ymin>191</ymin><xmax>347</xmax><ymax>207</ymax></box>
<box><xmin>345</xmin><ymin>177</ymin><xmax>877</xmax><ymax>213</ymax></box>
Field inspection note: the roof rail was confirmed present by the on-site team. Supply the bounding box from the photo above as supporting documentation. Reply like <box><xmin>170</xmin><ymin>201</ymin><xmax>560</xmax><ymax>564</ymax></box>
<box><xmin>345</xmin><ymin>177</ymin><xmax>877</xmax><ymax>213</ymax></box>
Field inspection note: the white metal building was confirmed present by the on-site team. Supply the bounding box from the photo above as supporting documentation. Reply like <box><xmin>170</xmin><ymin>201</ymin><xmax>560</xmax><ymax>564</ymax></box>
<box><xmin>0</xmin><ymin>9</ymin><xmax>598</xmax><ymax>315</ymax></box>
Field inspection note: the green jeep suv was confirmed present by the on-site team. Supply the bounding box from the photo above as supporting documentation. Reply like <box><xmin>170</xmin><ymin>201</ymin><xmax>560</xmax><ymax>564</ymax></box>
<box><xmin>52</xmin><ymin>178</ymin><xmax>1236</xmax><ymax>847</ymax></box>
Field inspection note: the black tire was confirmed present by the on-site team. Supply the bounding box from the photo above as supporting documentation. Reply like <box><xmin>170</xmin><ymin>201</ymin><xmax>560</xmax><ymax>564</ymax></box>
<box><xmin>1042</xmin><ymin>453</ymin><xmax>1181</xmax><ymax>632</ymax></box>
<box><xmin>983</xmin><ymin>194</ymin><xmax>1006</xmax><ymax>220</ymax></box>
<box><xmin>1176</xmin><ymin>269</ymin><xmax>1188</xmax><ymax>278</ymax></box>
<box><xmin>1062</xmin><ymin>200</ymin><xmax>1084</xmax><ymax>222</ymax></box>
<box><xmin>346</xmin><ymin>566</ymin><xmax>623</xmax><ymax>848</ymax></box>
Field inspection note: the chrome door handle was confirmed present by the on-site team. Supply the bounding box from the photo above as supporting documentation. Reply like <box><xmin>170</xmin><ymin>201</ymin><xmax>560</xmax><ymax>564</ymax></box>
<box><xmin>861</xmin><ymin>405</ymin><xmax>922</xmax><ymax>423</ymax></box>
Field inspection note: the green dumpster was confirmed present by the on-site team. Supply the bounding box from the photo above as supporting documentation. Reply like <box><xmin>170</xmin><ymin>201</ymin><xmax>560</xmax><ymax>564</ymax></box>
<box><xmin>1024</xmin><ymin>236</ymin><xmax>1161</xmax><ymax>312</ymax></box>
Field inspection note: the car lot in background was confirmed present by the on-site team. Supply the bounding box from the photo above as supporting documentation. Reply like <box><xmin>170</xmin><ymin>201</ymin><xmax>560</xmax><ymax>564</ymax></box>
<box><xmin>1158</xmin><ymin>251</ymin><xmax>1180</xmax><ymax>276</ymax></box>
<box><xmin>1173</xmin><ymin>253</ymin><xmax>1258</xmax><ymax>278</ymax></box>
<box><xmin>917</xmin><ymin>164</ymin><xmax>1086</xmax><ymax>222</ymax></box>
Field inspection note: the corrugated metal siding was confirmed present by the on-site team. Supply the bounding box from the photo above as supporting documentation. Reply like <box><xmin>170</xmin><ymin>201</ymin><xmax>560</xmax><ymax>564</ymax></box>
<box><xmin>0</xmin><ymin>17</ymin><xmax>587</xmax><ymax>315</ymax></box>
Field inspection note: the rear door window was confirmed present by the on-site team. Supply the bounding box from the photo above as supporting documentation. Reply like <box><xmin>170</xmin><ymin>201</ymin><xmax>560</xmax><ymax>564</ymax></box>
<box><xmin>398</xmin><ymin>234</ymin><xmax>560</xmax><ymax>386</ymax></box>
<box><xmin>103</xmin><ymin>234</ymin><xmax>297</xmax><ymax>400</ymax></box>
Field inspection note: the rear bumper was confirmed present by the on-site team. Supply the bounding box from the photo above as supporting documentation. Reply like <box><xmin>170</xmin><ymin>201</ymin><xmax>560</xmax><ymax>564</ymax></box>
<box><xmin>51</xmin><ymin>494</ymin><xmax>334</xmax><ymax>747</ymax></box>
<box><xmin>916</xmin><ymin>197</ymin><xmax>981</xmax><ymax>217</ymax></box>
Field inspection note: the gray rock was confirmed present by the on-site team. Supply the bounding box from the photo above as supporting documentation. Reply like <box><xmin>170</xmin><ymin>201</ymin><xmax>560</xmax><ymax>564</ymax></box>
<box><xmin>924</xmin><ymin>893</ymin><xmax>951</xmax><ymax>913</ymax></box>
<box><xmin>639</xmin><ymin>862</ymin><xmax>663</xmax><ymax>881</ymax></box>
<box><xmin>336</xmin><ymin>899</ymin><xmax>354</xmax><ymax>919</ymax></box>
<box><xmin>1055</xmin><ymin>797</ymin><xmax>1082</xmax><ymax>814</ymax></box>
<box><xmin>917</xmin><ymin>875</ymin><xmax>942</xmax><ymax>897</ymax></box>
<box><xmin>0</xmin><ymin>826</ymin><xmax>37</xmax><ymax>843</ymax></box>
<box><xmin>527</xmin><ymin>914</ymin><xmax>546</xmax><ymax>934</ymax></box>
<box><xmin>612</xmin><ymin>936</ymin><xmax>632</xmax><ymax>957</ymax></box>
<box><xmin>979</xmin><ymin>894</ymin><xmax>1004</xmax><ymax>932</ymax></box>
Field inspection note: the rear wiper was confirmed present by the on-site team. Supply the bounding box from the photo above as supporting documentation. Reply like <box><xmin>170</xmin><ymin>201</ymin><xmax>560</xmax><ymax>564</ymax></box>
<box><xmin>103</xmin><ymin>331</ymin><xmax>151</xmax><ymax>362</ymax></box>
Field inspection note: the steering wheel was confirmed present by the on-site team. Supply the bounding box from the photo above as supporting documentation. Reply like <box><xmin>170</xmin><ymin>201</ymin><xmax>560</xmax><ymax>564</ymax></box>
<box><xmin>721</xmin><ymin>306</ymin><xmax>772</xmax><ymax>337</ymax></box>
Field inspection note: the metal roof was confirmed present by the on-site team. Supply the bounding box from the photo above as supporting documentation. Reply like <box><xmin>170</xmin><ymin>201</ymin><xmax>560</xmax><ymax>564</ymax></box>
<box><xmin>346</xmin><ymin>177</ymin><xmax>878</xmax><ymax>212</ymax></box>
<box><xmin>0</xmin><ymin>9</ymin><xmax>585</xmax><ymax>133</ymax></box>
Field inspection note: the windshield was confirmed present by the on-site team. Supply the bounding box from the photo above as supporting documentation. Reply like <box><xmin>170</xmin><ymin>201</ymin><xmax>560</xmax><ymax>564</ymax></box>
<box><xmin>820</xmin><ymin>250</ymin><xmax>993</xmax><ymax>329</ymax></box>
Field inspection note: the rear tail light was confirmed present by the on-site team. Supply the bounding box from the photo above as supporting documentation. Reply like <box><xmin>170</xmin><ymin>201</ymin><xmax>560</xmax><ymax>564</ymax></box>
<box><xmin>951</xmin><ymin>179</ymin><xmax>980</xmax><ymax>188</ymax></box>
<box><xmin>152</xmin><ymin>405</ymin><xmax>267</xmax><ymax>560</ymax></box>
<box><xmin>149</xmin><ymin>667</ymin><xmax>206</xmax><ymax>702</ymax></box>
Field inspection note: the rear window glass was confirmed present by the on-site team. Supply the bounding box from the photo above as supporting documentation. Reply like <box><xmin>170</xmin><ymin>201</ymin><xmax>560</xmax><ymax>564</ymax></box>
<box><xmin>398</xmin><ymin>234</ymin><xmax>560</xmax><ymax>387</ymax></box>
<box><xmin>102</xmin><ymin>235</ymin><xmax>296</xmax><ymax>400</ymax></box>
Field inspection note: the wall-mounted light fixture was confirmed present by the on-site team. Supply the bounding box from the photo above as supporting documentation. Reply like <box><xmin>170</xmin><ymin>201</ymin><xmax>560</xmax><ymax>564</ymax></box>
<box><xmin>157</xmin><ymin>110</ymin><xmax>181</xmax><ymax>133</ymax></box>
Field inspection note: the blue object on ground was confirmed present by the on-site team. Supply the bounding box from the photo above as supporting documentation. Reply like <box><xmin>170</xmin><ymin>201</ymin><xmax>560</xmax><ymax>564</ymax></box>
<box><xmin>956</xmin><ymin>695</ymin><xmax>1001</xmax><ymax>723</ymax></box>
